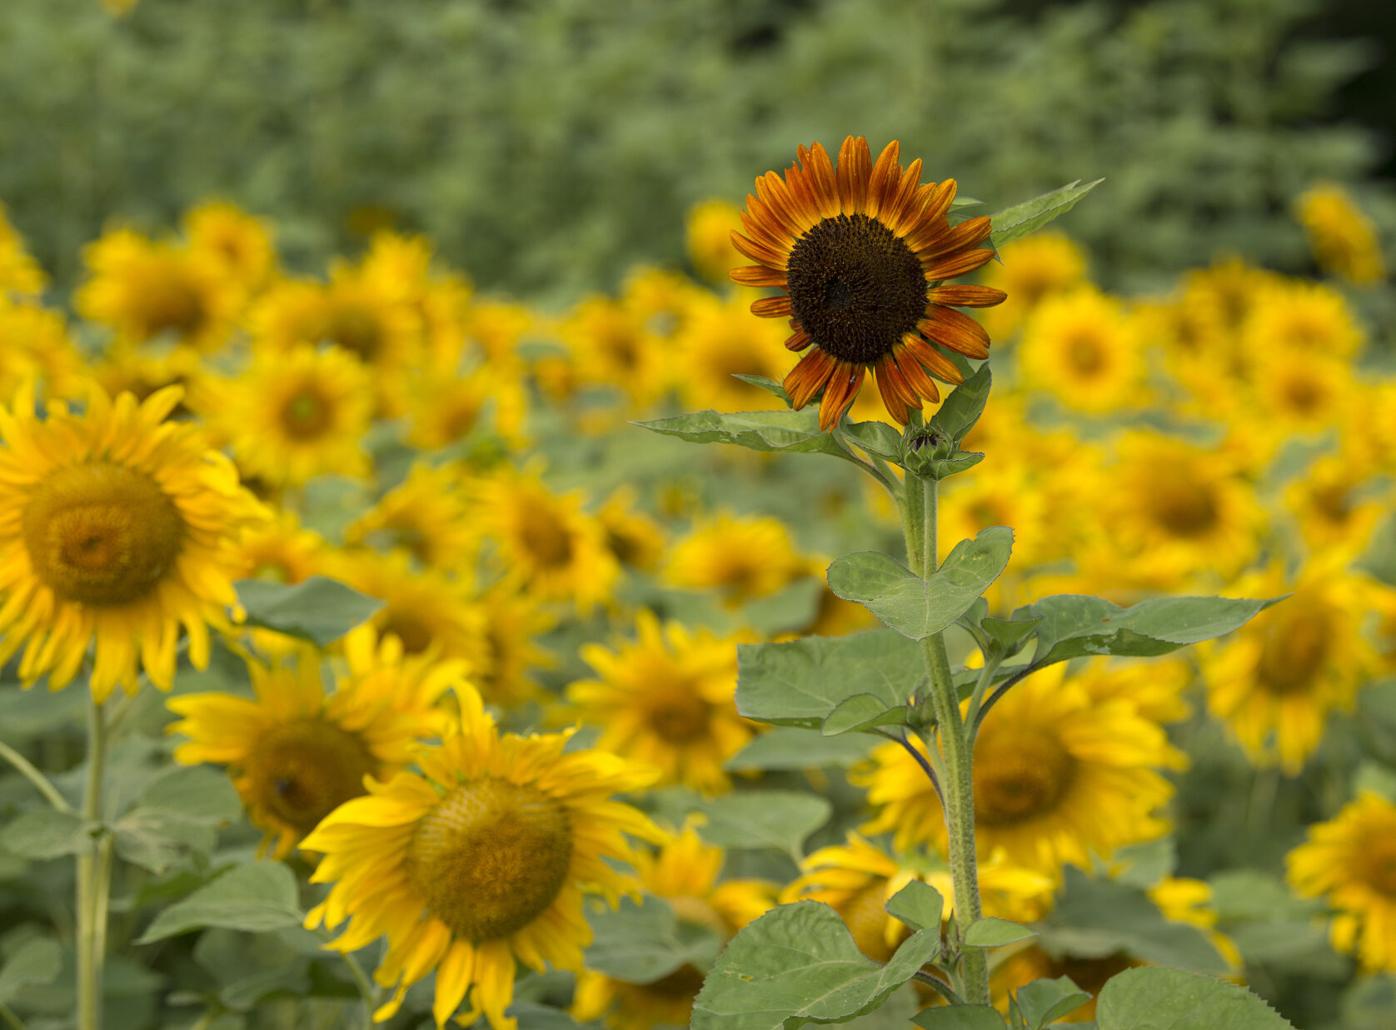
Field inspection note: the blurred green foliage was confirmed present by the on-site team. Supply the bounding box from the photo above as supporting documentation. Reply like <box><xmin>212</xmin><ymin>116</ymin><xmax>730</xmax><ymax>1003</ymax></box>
<box><xmin>0</xmin><ymin>0</ymin><xmax>1388</xmax><ymax>300</ymax></box>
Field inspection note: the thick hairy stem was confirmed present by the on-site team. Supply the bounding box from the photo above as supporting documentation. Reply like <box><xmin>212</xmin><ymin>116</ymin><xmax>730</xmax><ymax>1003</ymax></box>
<box><xmin>902</xmin><ymin>474</ymin><xmax>989</xmax><ymax>1006</ymax></box>
<box><xmin>76</xmin><ymin>697</ymin><xmax>111</xmax><ymax>1030</ymax></box>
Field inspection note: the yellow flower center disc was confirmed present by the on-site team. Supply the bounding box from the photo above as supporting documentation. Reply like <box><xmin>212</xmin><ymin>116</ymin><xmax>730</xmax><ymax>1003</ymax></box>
<box><xmin>137</xmin><ymin>266</ymin><xmax>208</xmax><ymax>338</ymax></box>
<box><xmin>323</xmin><ymin>304</ymin><xmax>383</xmax><ymax>361</ymax></box>
<box><xmin>973</xmin><ymin>731</ymin><xmax>1076</xmax><ymax>827</ymax></box>
<box><xmin>1257</xmin><ymin>604</ymin><xmax>1330</xmax><ymax>695</ymax></box>
<box><xmin>646</xmin><ymin>689</ymin><xmax>713</xmax><ymax>744</ymax></box>
<box><xmin>22</xmin><ymin>461</ymin><xmax>185</xmax><ymax>606</ymax></box>
<box><xmin>518</xmin><ymin>508</ymin><xmax>574</xmax><ymax>569</ymax></box>
<box><xmin>1149</xmin><ymin>480</ymin><xmax>1219</xmax><ymax>538</ymax></box>
<box><xmin>1362</xmin><ymin>843</ymin><xmax>1396</xmax><ymax>897</ymax></box>
<box><xmin>245</xmin><ymin>718</ymin><xmax>376</xmax><ymax>836</ymax></box>
<box><xmin>406</xmin><ymin>777</ymin><xmax>573</xmax><ymax>942</ymax></box>
<box><xmin>280</xmin><ymin>387</ymin><xmax>334</xmax><ymax>440</ymax></box>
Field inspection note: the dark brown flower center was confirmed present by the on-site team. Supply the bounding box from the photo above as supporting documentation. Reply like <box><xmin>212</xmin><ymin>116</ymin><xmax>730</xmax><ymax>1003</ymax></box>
<box><xmin>974</xmin><ymin>731</ymin><xmax>1076</xmax><ymax>827</ymax></box>
<box><xmin>322</xmin><ymin>304</ymin><xmax>383</xmax><ymax>360</ymax></box>
<box><xmin>1149</xmin><ymin>480</ymin><xmax>1220</xmax><ymax>538</ymax></box>
<box><xmin>1362</xmin><ymin>843</ymin><xmax>1396</xmax><ymax>897</ymax></box>
<box><xmin>379</xmin><ymin>606</ymin><xmax>436</xmax><ymax>655</ymax></box>
<box><xmin>1257</xmin><ymin>603</ymin><xmax>1330</xmax><ymax>695</ymax></box>
<box><xmin>786</xmin><ymin>214</ymin><xmax>927</xmax><ymax>364</ymax></box>
<box><xmin>406</xmin><ymin>778</ymin><xmax>573</xmax><ymax>942</ymax></box>
<box><xmin>646</xmin><ymin>689</ymin><xmax>713</xmax><ymax>744</ymax></box>
<box><xmin>245</xmin><ymin>718</ymin><xmax>376</xmax><ymax>836</ymax></box>
<box><xmin>23</xmin><ymin>462</ymin><xmax>186</xmax><ymax>606</ymax></box>
<box><xmin>518</xmin><ymin>508</ymin><xmax>574</xmax><ymax>569</ymax></box>
<box><xmin>279</xmin><ymin>387</ymin><xmax>334</xmax><ymax>440</ymax></box>
<box><xmin>139</xmin><ymin>270</ymin><xmax>209</xmax><ymax>339</ymax></box>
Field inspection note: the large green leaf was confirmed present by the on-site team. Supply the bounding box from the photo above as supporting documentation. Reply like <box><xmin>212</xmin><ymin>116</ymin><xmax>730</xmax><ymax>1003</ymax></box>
<box><xmin>0</xmin><ymin>809</ymin><xmax>91</xmax><ymax>860</ymax></box>
<box><xmin>828</xmin><ymin>528</ymin><xmax>1013</xmax><ymax>640</ymax></box>
<box><xmin>1095</xmin><ymin>968</ymin><xmax>1295</xmax><ymax>1029</ymax></box>
<box><xmin>586</xmin><ymin>896</ymin><xmax>722</xmax><ymax>985</ymax></box>
<box><xmin>113</xmin><ymin>763</ymin><xmax>245</xmax><ymax>874</ymax></box>
<box><xmin>691</xmin><ymin>901</ymin><xmax>940</xmax><ymax>1030</ymax></box>
<box><xmin>736</xmin><ymin>632</ymin><xmax>923</xmax><ymax>729</ymax></box>
<box><xmin>696</xmin><ymin>791</ymin><xmax>831</xmax><ymax>860</ymax></box>
<box><xmin>235</xmin><ymin>576</ymin><xmax>383</xmax><ymax>647</ymax></box>
<box><xmin>136</xmin><ymin>862</ymin><xmax>302</xmax><ymax>943</ymax></box>
<box><xmin>988</xmin><ymin>179</ymin><xmax>1104</xmax><ymax>249</ymax></box>
<box><xmin>0</xmin><ymin>937</ymin><xmax>62</xmax><ymax>1005</ymax></box>
<box><xmin>1017</xmin><ymin>594</ymin><xmax>1278</xmax><ymax>666</ymax></box>
<box><xmin>635</xmin><ymin>409</ymin><xmax>844</xmax><ymax>457</ymax></box>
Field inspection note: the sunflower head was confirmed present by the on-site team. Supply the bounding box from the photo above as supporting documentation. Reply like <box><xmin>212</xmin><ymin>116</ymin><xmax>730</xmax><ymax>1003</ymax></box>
<box><xmin>732</xmin><ymin>136</ymin><xmax>1005</xmax><ymax>429</ymax></box>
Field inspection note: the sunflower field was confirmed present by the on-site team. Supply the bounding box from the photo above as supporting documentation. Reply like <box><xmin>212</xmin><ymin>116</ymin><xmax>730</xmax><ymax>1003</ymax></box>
<box><xmin>2</xmin><ymin>1</ymin><xmax>1396</xmax><ymax>1028</ymax></box>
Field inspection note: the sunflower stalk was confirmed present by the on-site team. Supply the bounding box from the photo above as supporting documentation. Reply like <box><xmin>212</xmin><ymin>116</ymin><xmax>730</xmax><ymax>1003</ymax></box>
<box><xmin>900</xmin><ymin>470</ymin><xmax>989</xmax><ymax>1006</ymax></box>
<box><xmin>76</xmin><ymin>695</ymin><xmax>113</xmax><ymax>1030</ymax></box>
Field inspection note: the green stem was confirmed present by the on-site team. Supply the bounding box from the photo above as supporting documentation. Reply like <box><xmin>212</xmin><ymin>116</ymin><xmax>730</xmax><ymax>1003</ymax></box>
<box><xmin>340</xmin><ymin>949</ymin><xmax>379</xmax><ymax>1023</ymax></box>
<box><xmin>901</xmin><ymin>473</ymin><xmax>989</xmax><ymax>1006</ymax></box>
<box><xmin>0</xmin><ymin>1001</ymin><xmax>25</xmax><ymax>1030</ymax></box>
<box><xmin>76</xmin><ymin>697</ymin><xmax>112</xmax><ymax>1030</ymax></box>
<box><xmin>0</xmin><ymin>740</ymin><xmax>73</xmax><ymax>814</ymax></box>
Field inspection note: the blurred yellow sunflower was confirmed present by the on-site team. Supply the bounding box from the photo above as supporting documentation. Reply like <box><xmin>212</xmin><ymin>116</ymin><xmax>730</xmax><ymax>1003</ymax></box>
<box><xmin>573</xmin><ymin>825</ymin><xmax>777</xmax><ymax>1030</ymax></box>
<box><xmin>978</xmin><ymin>231</ymin><xmax>1088</xmax><ymax>340</ymax></box>
<box><xmin>303</xmin><ymin>685</ymin><xmax>663</xmax><ymax>1028</ymax></box>
<box><xmin>331</xmin><ymin>550</ymin><xmax>482</xmax><ymax>662</ymax></box>
<box><xmin>1018</xmin><ymin>288</ymin><xmax>1146</xmax><ymax>414</ymax></box>
<box><xmin>405</xmin><ymin>365</ymin><xmax>528</xmax><ymax>452</ymax></box>
<box><xmin>1181</xmin><ymin>256</ymin><xmax>1280</xmax><ymax>334</ymax></box>
<box><xmin>674</xmin><ymin>293</ymin><xmax>789</xmax><ymax>411</ymax></box>
<box><xmin>622</xmin><ymin>267</ymin><xmax>706</xmax><ymax>340</ymax></box>
<box><xmin>1248</xmin><ymin>350</ymin><xmax>1357</xmax><ymax>440</ymax></box>
<box><xmin>1240</xmin><ymin>281</ymin><xmax>1364</xmax><ymax>363</ymax></box>
<box><xmin>855</xmin><ymin>665</ymin><xmax>1183</xmax><ymax>874</ymax></box>
<box><xmin>597</xmin><ymin>487</ymin><xmax>667</xmax><ymax>572</ymax></box>
<box><xmin>1296</xmin><ymin>183</ymin><xmax>1386</xmax><ymax>285</ymax></box>
<box><xmin>785</xmin><ymin>833</ymin><xmax>1055</xmax><ymax>962</ymax></box>
<box><xmin>1283</xmin><ymin>449</ymin><xmax>1390</xmax><ymax>558</ymax></box>
<box><xmin>461</xmin><ymin>585</ymin><xmax>556</xmax><ymax>709</ymax></box>
<box><xmin>183</xmin><ymin>200</ymin><xmax>278</xmax><ymax>294</ymax></box>
<box><xmin>1102</xmin><ymin>432</ymin><xmax>1266</xmax><ymax>582</ymax></box>
<box><xmin>213</xmin><ymin>343</ymin><xmax>373</xmax><ymax>488</ymax></box>
<box><xmin>1199</xmin><ymin>560</ymin><xmax>1381</xmax><ymax>774</ymax></box>
<box><xmin>86</xmin><ymin>341</ymin><xmax>205</xmax><ymax>411</ymax></box>
<box><xmin>0</xmin><ymin>384</ymin><xmax>262</xmax><ymax>700</ymax></box>
<box><xmin>346</xmin><ymin>464</ymin><xmax>479</xmax><ymax>571</ymax></box>
<box><xmin>476</xmin><ymin>470</ymin><xmax>619</xmax><ymax>613</ymax></box>
<box><xmin>559</xmin><ymin>295</ymin><xmax>669</xmax><ymax>409</ymax></box>
<box><xmin>234</xmin><ymin>509</ymin><xmax>326</xmax><ymax>585</ymax></box>
<box><xmin>464</xmin><ymin>299</ymin><xmax>536</xmax><ymax>366</ymax></box>
<box><xmin>686</xmin><ymin>198</ymin><xmax>745</xmax><ymax>285</ymax></box>
<box><xmin>0</xmin><ymin>296</ymin><xmax>84</xmax><ymax>400</ymax></box>
<box><xmin>76</xmin><ymin>229</ymin><xmax>240</xmax><ymax>353</ymax></box>
<box><xmin>665</xmin><ymin>511</ymin><xmax>805</xmax><ymax>608</ymax></box>
<box><xmin>168</xmin><ymin>641</ymin><xmax>455</xmax><ymax>857</ymax></box>
<box><xmin>1073</xmin><ymin>658</ymin><xmax>1193</xmax><ymax>726</ymax></box>
<box><xmin>1288</xmin><ymin>792</ymin><xmax>1396</xmax><ymax>971</ymax></box>
<box><xmin>733</xmin><ymin>135</ymin><xmax>1004</xmax><ymax>428</ymax></box>
<box><xmin>0</xmin><ymin>203</ymin><xmax>45</xmax><ymax>297</ymax></box>
<box><xmin>567</xmin><ymin>611</ymin><xmax>751</xmax><ymax>794</ymax></box>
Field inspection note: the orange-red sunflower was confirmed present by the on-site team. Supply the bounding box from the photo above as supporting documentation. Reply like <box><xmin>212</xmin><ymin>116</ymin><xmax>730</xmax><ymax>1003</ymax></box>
<box><xmin>731</xmin><ymin>136</ymin><xmax>1004</xmax><ymax>428</ymax></box>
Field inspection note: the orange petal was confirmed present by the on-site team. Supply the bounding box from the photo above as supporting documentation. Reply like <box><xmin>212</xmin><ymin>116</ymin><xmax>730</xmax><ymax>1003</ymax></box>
<box><xmin>837</xmin><ymin>136</ymin><xmax>873</xmax><ymax>214</ymax></box>
<box><xmin>927</xmin><ymin>285</ymin><xmax>1007</xmax><ymax>308</ymax></box>
<box><xmin>800</xmin><ymin>142</ymin><xmax>840</xmax><ymax>218</ymax></box>
<box><xmin>919</xmin><ymin>216</ymin><xmax>992</xmax><ymax>262</ymax></box>
<box><xmin>731</xmin><ymin>231</ymin><xmax>786</xmax><ymax>269</ymax></box>
<box><xmin>756</xmin><ymin>172</ymin><xmax>815</xmax><ymax>237</ymax></box>
<box><xmin>903</xmin><ymin>336</ymin><xmax>967</xmax><ymax>384</ymax></box>
<box><xmin>873</xmin><ymin>358</ymin><xmax>911</xmax><ymax>424</ymax></box>
<box><xmin>740</xmin><ymin>210</ymin><xmax>792</xmax><ymax>255</ymax></box>
<box><xmin>751</xmin><ymin>295</ymin><xmax>793</xmax><ymax>318</ymax></box>
<box><xmin>731</xmin><ymin>266</ymin><xmax>788</xmax><ymax>287</ymax></box>
<box><xmin>744</xmin><ymin>192</ymin><xmax>798</xmax><ymax>247</ymax></box>
<box><xmin>784</xmin><ymin>347</ymin><xmax>836</xmax><ymax>409</ymax></box>
<box><xmin>903</xmin><ymin>179</ymin><xmax>959</xmax><ymax>245</ymax></box>
<box><xmin>819</xmin><ymin>362</ymin><xmax>865</xmax><ymax>430</ymax></box>
<box><xmin>923</xmin><ymin>247</ymin><xmax>996</xmax><ymax>281</ymax></box>
<box><xmin>894</xmin><ymin>340</ymin><xmax>943</xmax><ymax>404</ymax></box>
<box><xmin>881</xmin><ymin>158</ymin><xmax>924</xmax><ymax>229</ymax></box>
<box><xmin>785</xmin><ymin>328</ymin><xmax>812</xmax><ymax>352</ymax></box>
<box><xmin>918</xmin><ymin>306</ymin><xmax>990</xmax><ymax>359</ymax></box>
<box><xmin>867</xmin><ymin>140</ymin><xmax>901</xmax><ymax>219</ymax></box>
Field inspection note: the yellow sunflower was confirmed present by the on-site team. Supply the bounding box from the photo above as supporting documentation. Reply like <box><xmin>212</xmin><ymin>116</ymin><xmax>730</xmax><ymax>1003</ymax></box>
<box><xmin>0</xmin><ymin>202</ymin><xmax>46</xmax><ymax>297</ymax></box>
<box><xmin>784</xmin><ymin>834</ymin><xmax>1055</xmax><ymax>963</ymax></box>
<box><xmin>1296</xmin><ymin>183</ymin><xmax>1386</xmax><ymax>285</ymax></box>
<box><xmin>1181</xmin><ymin>256</ymin><xmax>1281</xmax><ymax>334</ymax></box>
<box><xmin>234</xmin><ymin>509</ymin><xmax>326</xmax><ymax>585</ymax></box>
<box><xmin>183</xmin><ymin>200</ymin><xmax>278</xmax><ymax>294</ymax></box>
<box><xmin>1288</xmin><ymin>792</ymin><xmax>1396</xmax><ymax>971</ymax></box>
<box><xmin>674</xmin><ymin>293</ymin><xmax>790</xmax><ymax>411</ymax></box>
<box><xmin>664</xmin><ymin>511</ymin><xmax>806</xmax><ymax>609</ymax></box>
<box><xmin>211</xmin><ymin>343</ymin><xmax>373</xmax><ymax>488</ymax></box>
<box><xmin>1240</xmin><ymin>280</ymin><xmax>1365</xmax><ymax>363</ymax></box>
<box><xmin>330</xmin><ymin>550</ymin><xmax>482</xmax><ymax>663</ymax></box>
<box><xmin>405</xmin><ymin>364</ymin><xmax>529</xmax><ymax>453</ymax></box>
<box><xmin>573</xmin><ymin>825</ymin><xmax>777</xmax><ymax>1030</ymax></box>
<box><xmin>1283</xmin><ymin>449</ymin><xmax>1390</xmax><ymax>559</ymax></box>
<box><xmin>558</xmin><ymin>295</ymin><xmax>670</xmax><ymax>409</ymax></box>
<box><xmin>622</xmin><ymin>267</ymin><xmax>706</xmax><ymax>341</ymax></box>
<box><xmin>1101</xmin><ymin>432</ymin><xmax>1267</xmax><ymax>583</ymax></box>
<box><xmin>85</xmin><ymin>341</ymin><xmax>205</xmax><ymax>412</ymax></box>
<box><xmin>475</xmin><ymin>469</ymin><xmax>619</xmax><ymax>614</ymax></box>
<box><xmin>733</xmin><ymin>135</ymin><xmax>1004</xmax><ymax>428</ymax></box>
<box><xmin>1073</xmin><ymin>657</ymin><xmax>1193</xmax><ymax>726</ymax></box>
<box><xmin>1017</xmin><ymin>288</ymin><xmax>1146</xmax><ymax>414</ymax></box>
<box><xmin>685</xmin><ymin>198</ymin><xmax>746</xmax><ymax>285</ymax></box>
<box><xmin>1248</xmin><ymin>349</ymin><xmax>1357</xmax><ymax>441</ymax></box>
<box><xmin>463</xmin><ymin>299</ymin><xmax>536</xmax><ymax>366</ymax></box>
<box><xmin>346</xmin><ymin>464</ymin><xmax>480</xmax><ymax>571</ymax></box>
<box><xmin>978</xmin><ymin>231</ymin><xmax>1088</xmax><ymax>340</ymax></box>
<box><xmin>460</xmin><ymin>585</ymin><xmax>556</xmax><ymax>709</ymax></box>
<box><xmin>0</xmin><ymin>296</ymin><xmax>84</xmax><ymax>400</ymax></box>
<box><xmin>597</xmin><ymin>487</ymin><xmax>667</xmax><ymax>572</ymax></box>
<box><xmin>0</xmin><ymin>384</ymin><xmax>263</xmax><ymax>700</ymax></box>
<box><xmin>168</xmin><ymin>639</ymin><xmax>455</xmax><ymax>856</ymax></box>
<box><xmin>854</xmin><ymin>664</ymin><xmax>1184</xmax><ymax>875</ymax></box>
<box><xmin>1199</xmin><ymin>559</ymin><xmax>1382</xmax><ymax>774</ymax></box>
<box><xmin>567</xmin><ymin>611</ymin><xmax>752</xmax><ymax>794</ymax></box>
<box><xmin>358</xmin><ymin>231</ymin><xmax>475</xmax><ymax>366</ymax></box>
<box><xmin>302</xmin><ymin>685</ymin><xmax>663</xmax><ymax>1028</ymax></box>
<box><xmin>76</xmin><ymin>228</ymin><xmax>240</xmax><ymax>353</ymax></box>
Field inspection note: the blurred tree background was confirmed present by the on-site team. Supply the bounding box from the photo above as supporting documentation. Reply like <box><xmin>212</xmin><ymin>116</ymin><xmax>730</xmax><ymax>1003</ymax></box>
<box><xmin>1</xmin><ymin>0</ymin><xmax>1391</xmax><ymax>303</ymax></box>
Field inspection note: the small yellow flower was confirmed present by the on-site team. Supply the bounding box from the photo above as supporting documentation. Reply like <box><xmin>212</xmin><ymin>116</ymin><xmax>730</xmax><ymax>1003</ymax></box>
<box><xmin>665</xmin><ymin>511</ymin><xmax>805</xmax><ymax>609</ymax></box>
<box><xmin>558</xmin><ymin>295</ymin><xmax>669</xmax><ymax>409</ymax></box>
<box><xmin>673</xmin><ymin>293</ymin><xmax>790</xmax><ymax>412</ymax></box>
<box><xmin>568</xmin><ymin>611</ymin><xmax>752</xmax><ymax>794</ymax></box>
<box><xmin>979</xmin><ymin>231</ymin><xmax>1088</xmax><ymax>340</ymax></box>
<box><xmin>346</xmin><ymin>464</ymin><xmax>480</xmax><ymax>571</ymax></box>
<box><xmin>0</xmin><ymin>202</ymin><xmax>46</xmax><ymax>297</ymax></box>
<box><xmin>302</xmin><ymin>686</ymin><xmax>663</xmax><ymax>1028</ymax></box>
<box><xmin>330</xmin><ymin>550</ymin><xmax>483</xmax><ymax>663</ymax></box>
<box><xmin>183</xmin><ymin>200</ymin><xmax>278</xmax><ymax>293</ymax></box>
<box><xmin>1017</xmin><ymin>288</ymin><xmax>1146</xmax><ymax>414</ymax></box>
<box><xmin>1288</xmin><ymin>792</ymin><xmax>1396</xmax><ymax>971</ymax></box>
<box><xmin>685</xmin><ymin>198</ymin><xmax>745</xmax><ymax>284</ymax></box>
<box><xmin>1297</xmin><ymin>183</ymin><xmax>1386</xmax><ymax>285</ymax></box>
<box><xmin>0</xmin><ymin>296</ymin><xmax>83</xmax><ymax>400</ymax></box>
<box><xmin>596</xmin><ymin>487</ymin><xmax>667</xmax><ymax>572</ymax></box>
<box><xmin>1241</xmin><ymin>280</ymin><xmax>1365</xmax><ymax>363</ymax></box>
